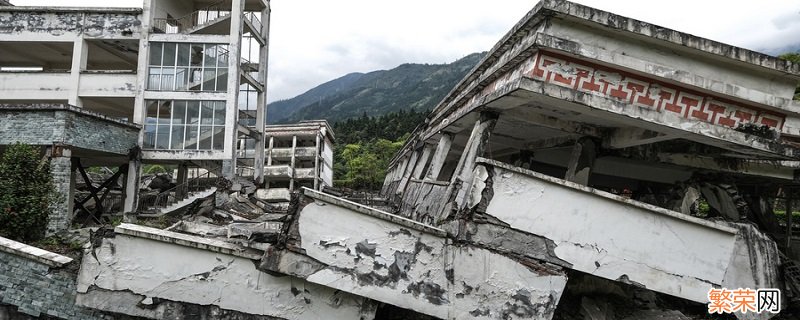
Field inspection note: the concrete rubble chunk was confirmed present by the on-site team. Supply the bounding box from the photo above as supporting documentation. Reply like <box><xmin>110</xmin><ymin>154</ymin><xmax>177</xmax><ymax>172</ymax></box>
<box><xmin>227</xmin><ymin>222</ymin><xmax>283</xmax><ymax>241</ymax></box>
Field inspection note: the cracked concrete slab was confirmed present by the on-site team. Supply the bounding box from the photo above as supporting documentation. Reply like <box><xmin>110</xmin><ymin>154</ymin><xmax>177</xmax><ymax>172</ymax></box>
<box><xmin>76</xmin><ymin>226</ymin><xmax>373</xmax><ymax>320</ymax></box>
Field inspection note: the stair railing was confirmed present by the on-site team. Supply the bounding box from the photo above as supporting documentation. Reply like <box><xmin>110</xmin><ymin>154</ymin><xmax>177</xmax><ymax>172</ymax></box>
<box><xmin>243</xmin><ymin>12</ymin><xmax>263</xmax><ymax>35</ymax></box>
<box><xmin>138</xmin><ymin>169</ymin><xmax>218</xmax><ymax>212</ymax></box>
<box><xmin>152</xmin><ymin>0</ymin><xmax>231</xmax><ymax>34</ymax></box>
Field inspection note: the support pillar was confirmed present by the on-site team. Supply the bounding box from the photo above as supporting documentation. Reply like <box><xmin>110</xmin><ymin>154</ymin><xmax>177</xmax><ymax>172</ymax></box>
<box><xmin>289</xmin><ymin>135</ymin><xmax>297</xmax><ymax>190</ymax></box>
<box><xmin>176</xmin><ymin>162</ymin><xmax>188</xmax><ymax>199</ymax></box>
<box><xmin>425</xmin><ymin>133</ymin><xmax>453</xmax><ymax>181</ymax></box>
<box><xmin>314</xmin><ymin>132</ymin><xmax>321</xmax><ymax>190</ymax></box>
<box><xmin>253</xmin><ymin>4</ymin><xmax>271</xmax><ymax>185</ymax></box>
<box><xmin>47</xmin><ymin>146</ymin><xmax>75</xmax><ymax>235</ymax></box>
<box><xmin>223</xmin><ymin>0</ymin><xmax>245</xmax><ymax>181</ymax></box>
<box><xmin>787</xmin><ymin>191</ymin><xmax>793</xmax><ymax>250</ymax></box>
<box><xmin>396</xmin><ymin>149</ymin><xmax>420</xmax><ymax>195</ymax></box>
<box><xmin>412</xmin><ymin>144</ymin><xmax>433</xmax><ymax>179</ymax></box>
<box><xmin>266</xmin><ymin>136</ymin><xmax>274</xmax><ymax>165</ymax></box>
<box><xmin>222</xmin><ymin>159</ymin><xmax>235</xmax><ymax>180</ymax></box>
<box><xmin>564</xmin><ymin>137</ymin><xmax>597</xmax><ymax>186</ymax></box>
<box><xmin>449</xmin><ymin>111</ymin><xmax>498</xmax><ymax>211</ymax></box>
<box><xmin>69</xmin><ymin>37</ymin><xmax>88</xmax><ymax>107</ymax></box>
<box><xmin>265</xmin><ymin>136</ymin><xmax>273</xmax><ymax>189</ymax></box>
<box><xmin>123</xmin><ymin>147</ymin><xmax>142</xmax><ymax>214</ymax></box>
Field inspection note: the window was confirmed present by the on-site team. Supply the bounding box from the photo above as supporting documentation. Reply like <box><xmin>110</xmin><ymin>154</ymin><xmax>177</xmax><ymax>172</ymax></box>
<box><xmin>147</xmin><ymin>42</ymin><xmax>229</xmax><ymax>92</ymax></box>
<box><xmin>144</xmin><ymin>100</ymin><xmax>226</xmax><ymax>150</ymax></box>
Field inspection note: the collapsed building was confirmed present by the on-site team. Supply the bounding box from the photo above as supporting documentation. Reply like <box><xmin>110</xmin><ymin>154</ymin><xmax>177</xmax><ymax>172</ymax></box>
<box><xmin>1</xmin><ymin>0</ymin><xmax>800</xmax><ymax>319</ymax></box>
<box><xmin>0</xmin><ymin>0</ymin><xmax>297</xmax><ymax>227</ymax></box>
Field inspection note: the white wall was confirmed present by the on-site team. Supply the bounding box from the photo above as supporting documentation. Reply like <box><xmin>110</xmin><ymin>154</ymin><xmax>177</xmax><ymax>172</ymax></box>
<box><xmin>544</xmin><ymin>20</ymin><xmax>797</xmax><ymax>106</ymax></box>
<box><xmin>0</xmin><ymin>73</ymin><xmax>71</xmax><ymax>100</ymax></box>
<box><xmin>76</xmin><ymin>228</ymin><xmax>370</xmax><ymax>320</ymax></box>
<box><xmin>478</xmin><ymin>161</ymin><xmax>739</xmax><ymax>303</ymax></box>
<box><xmin>281</xmin><ymin>192</ymin><xmax>568</xmax><ymax>319</ymax></box>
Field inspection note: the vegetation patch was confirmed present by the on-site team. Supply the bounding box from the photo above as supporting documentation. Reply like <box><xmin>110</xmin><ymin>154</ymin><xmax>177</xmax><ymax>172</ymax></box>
<box><xmin>0</xmin><ymin>143</ymin><xmax>57</xmax><ymax>242</ymax></box>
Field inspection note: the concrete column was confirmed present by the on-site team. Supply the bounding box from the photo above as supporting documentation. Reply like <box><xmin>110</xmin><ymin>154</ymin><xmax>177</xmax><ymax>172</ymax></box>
<box><xmin>290</xmin><ymin>135</ymin><xmax>297</xmax><ymax>190</ymax></box>
<box><xmin>446</xmin><ymin>111</ymin><xmax>498</xmax><ymax>215</ymax></box>
<box><xmin>222</xmin><ymin>159</ymin><xmax>235</xmax><ymax>180</ymax></box>
<box><xmin>412</xmin><ymin>144</ymin><xmax>433</xmax><ymax>179</ymax></box>
<box><xmin>223</xmin><ymin>0</ymin><xmax>246</xmax><ymax>180</ymax></box>
<box><xmin>564</xmin><ymin>137</ymin><xmax>597</xmax><ymax>186</ymax></box>
<box><xmin>69</xmin><ymin>37</ymin><xmax>88</xmax><ymax>107</ymax></box>
<box><xmin>266</xmin><ymin>136</ymin><xmax>274</xmax><ymax>165</ymax></box>
<box><xmin>425</xmin><ymin>133</ymin><xmax>453</xmax><ymax>181</ymax></box>
<box><xmin>396</xmin><ymin>149</ymin><xmax>420</xmax><ymax>195</ymax></box>
<box><xmin>123</xmin><ymin>155</ymin><xmax>142</xmax><ymax>214</ymax></box>
<box><xmin>176</xmin><ymin>162</ymin><xmax>188</xmax><ymax>199</ymax></box>
<box><xmin>395</xmin><ymin>157</ymin><xmax>409</xmax><ymax>183</ymax></box>
<box><xmin>787</xmin><ymin>193</ymin><xmax>794</xmax><ymax>249</ymax></box>
<box><xmin>314</xmin><ymin>132</ymin><xmax>321</xmax><ymax>190</ymax></box>
<box><xmin>253</xmin><ymin>5</ymin><xmax>271</xmax><ymax>185</ymax></box>
<box><xmin>47</xmin><ymin>147</ymin><xmax>74</xmax><ymax>235</ymax></box>
<box><xmin>264</xmin><ymin>136</ymin><xmax>274</xmax><ymax>189</ymax></box>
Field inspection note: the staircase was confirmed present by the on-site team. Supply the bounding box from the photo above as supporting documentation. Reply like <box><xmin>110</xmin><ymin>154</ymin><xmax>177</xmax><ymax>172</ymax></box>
<box><xmin>138</xmin><ymin>169</ymin><xmax>218</xmax><ymax>217</ymax></box>
<box><xmin>152</xmin><ymin>1</ymin><xmax>231</xmax><ymax>34</ymax></box>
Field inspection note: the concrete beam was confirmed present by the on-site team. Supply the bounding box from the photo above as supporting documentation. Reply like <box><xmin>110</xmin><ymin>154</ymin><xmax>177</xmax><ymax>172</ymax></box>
<box><xmin>142</xmin><ymin>91</ymin><xmax>227</xmax><ymax>101</ymax></box>
<box><xmin>148</xmin><ymin>34</ymin><xmax>231</xmax><ymax>44</ymax></box>
<box><xmin>473</xmin><ymin>158</ymin><xmax>739</xmax><ymax>303</ymax></box>
<box><xmin>263</xmin><ymin>188</ymin><xmax>568</xmax><ymax>320</ymax></box>
<box><xmin>76</xmin><ymin>224</ymin><xmax>372</xmax><ymax>319</ymax></box>
<box><xmin>606</xmin><ymin>127</ymin><xmax>677</xmax><ymax>149</ymax></box>
<box><xmin>657</xmin><ymin>153</ymin><xmax>798</xmax><ymax>181</ymax></box>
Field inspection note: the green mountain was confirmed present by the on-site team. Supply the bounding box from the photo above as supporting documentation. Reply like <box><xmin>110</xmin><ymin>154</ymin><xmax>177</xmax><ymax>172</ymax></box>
<box><xmin>267</xmin><ymin>52</ymin><xmax>485</xmax><ymax>124</ymax></box>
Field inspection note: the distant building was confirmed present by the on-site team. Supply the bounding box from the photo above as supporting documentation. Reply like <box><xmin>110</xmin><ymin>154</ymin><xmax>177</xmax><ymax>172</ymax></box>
<box><xmin>254</xmin><ymin>120</ymin><xmax>334</xmax><ymax>205</ymax></box>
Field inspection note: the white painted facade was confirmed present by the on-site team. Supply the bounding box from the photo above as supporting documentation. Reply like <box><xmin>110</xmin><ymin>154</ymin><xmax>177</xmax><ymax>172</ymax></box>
<box><xmin>0</xmin><ymin>0</ymin><xmax>272</xmax><ymax>214</ymax></box>
<box><xmin>76</xmin><ymin>224</ymin><xmax>373</xmax><ymax>319</ymax></box>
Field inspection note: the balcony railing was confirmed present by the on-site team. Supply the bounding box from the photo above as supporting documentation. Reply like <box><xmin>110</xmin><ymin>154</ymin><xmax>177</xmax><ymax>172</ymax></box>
<box><xmin>265</xmin><ymin>165</ymin><xmax>292</xmax><ymax>178</ymax></box>
<box><xmin>268</xmin><ymin>147</ymin><xmax>317</xmax><ymax>159</ymax></box>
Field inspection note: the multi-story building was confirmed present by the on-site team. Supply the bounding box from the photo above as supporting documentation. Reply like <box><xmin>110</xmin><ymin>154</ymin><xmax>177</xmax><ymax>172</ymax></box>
<box><xmin>252</xmin><ymin>120</ymin><xmax>334</xmax><ymax>204</ymax></box>
<box><xmin>0</xmin><ymin>0</ymin><xmax>271</xmax><ymax>233</ymax></box>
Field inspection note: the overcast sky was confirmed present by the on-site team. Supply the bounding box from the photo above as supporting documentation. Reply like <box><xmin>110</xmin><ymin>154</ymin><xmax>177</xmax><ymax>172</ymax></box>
<box><xmin>13</xmin><ymin>0</ymin><xmax>800</xmax><ymax>102</ymax></box>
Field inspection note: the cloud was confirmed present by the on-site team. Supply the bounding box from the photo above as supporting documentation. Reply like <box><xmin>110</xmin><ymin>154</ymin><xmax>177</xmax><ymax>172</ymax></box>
<box><xmin>13</xmin><ymin>0</ymin><xmax>800</xmax><ymax>102</ymax></box>
<box><xmin>266</xmin><ymin>0</ymin><xmax>535</xmax><ymax>101</ymax></box>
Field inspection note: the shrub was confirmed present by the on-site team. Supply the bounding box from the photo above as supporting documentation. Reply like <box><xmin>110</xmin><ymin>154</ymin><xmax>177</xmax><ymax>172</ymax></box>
<box><xmin>0</xmin><ymin>143</ymin><xmax>57</xmax><ymax>242</ymax></box>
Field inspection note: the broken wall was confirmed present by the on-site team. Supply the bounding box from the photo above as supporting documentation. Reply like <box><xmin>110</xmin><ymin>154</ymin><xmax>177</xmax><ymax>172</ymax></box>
<box><xmin>0</xmin><ymin>104</ymin><xmax>139</xmax><ymax>155</ymax></box>
<box><xmin>0</xmin><ymin>236</ymin><xmax>106</xmax><ymax>320</ymax></box>
<box><xmin>470</xmin><ymin>159</ymin><xmax>740</xmax><ymax>303</ymax></box>
<box><xmin>261</xmin><ymin>189</ymin><xmax>569</xmax><ymax>320</ymax></box>
<box><xmin>0</xmin><ymin>7</ymin><xmax>142</xmax><ymax>40</ymax></box>
<box><xmin>76</xmin><ymin>224</ymin><xmax>373</xmax><ymax>320</ymax></box>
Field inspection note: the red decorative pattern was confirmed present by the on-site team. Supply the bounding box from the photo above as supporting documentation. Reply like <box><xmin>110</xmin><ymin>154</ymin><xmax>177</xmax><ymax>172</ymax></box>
<box><xmin>528</xmin><ymin>53</ymin><xmax>785</xmax><ymax>130</ymax></box>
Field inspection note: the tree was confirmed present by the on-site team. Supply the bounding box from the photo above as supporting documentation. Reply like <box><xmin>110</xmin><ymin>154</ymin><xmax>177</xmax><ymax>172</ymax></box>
<box><xmin>332</xmin><ymin>109</ymin><xmax>425</xmax><ymax>190</ymax></box>
<box><xmin>0</xmin><ymin>143</ymin><xmax>57</xmax><ymax>242</ymax></box>
<box><xmin>780</xmin><ymin>52</ymin><xmax>800</xmax><ymax>100</ymax></box>
<box><xmin>335</xmin><ymin>138</ymin><xmax>405</xmax><ymax>190</ymax></box>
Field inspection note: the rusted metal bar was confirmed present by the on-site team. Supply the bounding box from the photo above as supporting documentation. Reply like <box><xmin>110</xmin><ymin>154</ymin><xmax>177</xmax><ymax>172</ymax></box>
<box><xmin>788</xmin><ymin>189</ymin><xmax>794</xmax><ymax>249</ymax></box>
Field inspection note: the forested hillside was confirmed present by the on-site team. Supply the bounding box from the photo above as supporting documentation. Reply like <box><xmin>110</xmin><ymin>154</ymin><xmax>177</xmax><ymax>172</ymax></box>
<box><xmin>267</xmin><ymin>52</ymin><xmax>484</xmax><ymax>124</ymax></box>
<box><xmin>332</xmin><ymin>109</ymin><xmax>428</xmax><ymax>189</ymax></box>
